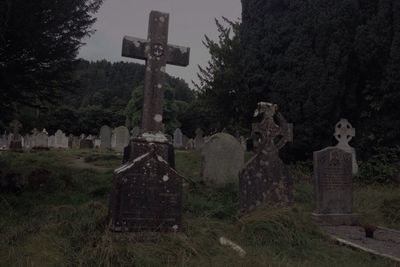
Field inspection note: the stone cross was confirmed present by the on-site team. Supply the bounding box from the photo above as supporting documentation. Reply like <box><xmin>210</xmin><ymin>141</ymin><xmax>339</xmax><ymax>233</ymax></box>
<box><xmin>122</xmin><ymin>10</ymin><xmax>190</xmax><ymax>133</ymax></box>
<box><xmin>334</xmin><ymin>118</ymin><xmax>355</xmax><ymax>149</ymax></box>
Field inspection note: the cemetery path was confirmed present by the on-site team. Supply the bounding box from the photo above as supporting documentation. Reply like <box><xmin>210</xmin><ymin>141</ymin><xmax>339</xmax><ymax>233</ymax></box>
<box><xmin>322</xmin><ymin>225</ymin><xmax>400</xmax><ymax>263</ymax></box>
<box><xmin>68</xmin><ymin>157</ymin><xmax>113</xmax><ymax>172</ymax></box>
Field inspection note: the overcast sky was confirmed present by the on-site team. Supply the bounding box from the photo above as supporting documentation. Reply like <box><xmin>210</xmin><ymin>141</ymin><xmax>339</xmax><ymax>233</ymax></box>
<box><xmin>78</xmin><ymin>0</ymin><xmax>242</xmax><ymax>87</ymax></box>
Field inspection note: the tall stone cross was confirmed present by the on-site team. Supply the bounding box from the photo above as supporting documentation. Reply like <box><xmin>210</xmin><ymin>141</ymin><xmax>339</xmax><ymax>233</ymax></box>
<box><xmin>122</xmin><ymin>10</ymin><xmax>190</xmax><ymax>133</ymax></box>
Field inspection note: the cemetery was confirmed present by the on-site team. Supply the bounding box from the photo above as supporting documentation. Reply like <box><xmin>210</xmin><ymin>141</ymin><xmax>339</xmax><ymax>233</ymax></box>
<box><xmin>1</xmin><ymin>1</ymin><xmax>400</xmax><ymax>266</ymax></box>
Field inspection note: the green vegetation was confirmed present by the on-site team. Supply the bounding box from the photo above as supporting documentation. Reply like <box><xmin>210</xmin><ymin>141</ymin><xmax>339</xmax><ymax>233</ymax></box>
<box><xmin>0</xmin><ymin>150</ymin><xmax>398</xmax><ymax>266</ymax></box>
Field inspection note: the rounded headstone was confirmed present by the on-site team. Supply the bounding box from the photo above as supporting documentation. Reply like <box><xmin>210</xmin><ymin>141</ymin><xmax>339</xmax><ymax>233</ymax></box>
<box><xmin>201</xmin><ymin>133</ymin><xmax>244</xmax><ymax>186</ymax></box>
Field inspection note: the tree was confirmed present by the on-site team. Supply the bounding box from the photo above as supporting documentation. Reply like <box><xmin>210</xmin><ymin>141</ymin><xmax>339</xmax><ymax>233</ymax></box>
<box><xmin>0</xmin><ymin>0</ymin><xmax>103</xmax><ymax>115</ymax></box>
<box><xmin>195</xmin><ymin>18</ymin><xmax>246</xmax><ymax>133</ymax></box>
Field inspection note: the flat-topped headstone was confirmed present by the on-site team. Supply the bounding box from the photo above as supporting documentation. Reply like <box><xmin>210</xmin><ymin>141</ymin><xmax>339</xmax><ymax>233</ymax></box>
<box><xmin>100</xmin><ymin>125</ymin><xmax>112</xmax><ymax>150</ymax></box>
<box><xmin>55</xmin><ymin>130</ymin><xmax>68</xmax><ymax>149</ymax></box>
<box><xmin>312</xmin><ymin>147</ymin><xmax>359</xmax><ymax>225</ymax></box>
<box><xmin>114</xmin><ymin>126</ymin><xmax>130</xmax><ymax>153</ymax></box>
<box><xmin>334</xmin><ymin>119</ymin><xmax>358</xmax><ymax>175</ymax></box>
<box><xmin>34</xmin><ymin>132</ymin><xmax>48</xmax><ymax>148</ymax></box>
<box><xmin>173</xmin><ymin>128</ymin><xmax>183</xmax><ymax>148</ymax></box>
<box><xmin>201</xmin><ymin>133</ymin><xmax>244</xmax><ymax>186</ymax></box>
<box><xmin>239</xmin><ymin>102</ymin><xmax>293</xmax><ymax>212</ymax></box>
<box><xmin>48</xmin><ymin>135</ymin><xmax>55</xmax><ymax>148</ymax></box>
<box><xmin>122</xmin><ymin>10</ymin><xmax>190</xmax><ymax>132</ymax></box>
<box><xmin>109</xmin><ymin>145</ymin><xmax>183</xmax><ymax>232</ymax></box>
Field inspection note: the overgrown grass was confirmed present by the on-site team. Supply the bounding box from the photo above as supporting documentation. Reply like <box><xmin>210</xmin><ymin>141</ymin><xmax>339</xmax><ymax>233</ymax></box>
<box><xmin>0</xmin><ymin>150</ymin><xmax>398</xmax><ymax>266</ymax></box>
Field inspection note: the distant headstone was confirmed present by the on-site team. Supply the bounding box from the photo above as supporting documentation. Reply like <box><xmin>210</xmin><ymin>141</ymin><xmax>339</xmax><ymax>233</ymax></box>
<box><xmin>194</xmin><ymin>128</ymin><xmax>204</xmax><ymax>150</ymax></box>
<box><xmin>334</xmin><ymin>119</ymin><xmax>358</xmax><ymax>175</ymax></box>
<box><xmin>55</xmin><ymin>130</ymin><xmax>68</xmax><ymax>148</ymax></box>
<box><xmin>173</xmin><ymin>128</ymin><xmax>183</xmax><ymax>148</ymax></box>
<box><xmin>100</xmin><ymin>125</ymin><xmax>112</xmax><ymax>150</ymax></box>
<box><xmin>34</xmin><ymin>132</ymin><xmax>48</xmax><ymax>148</ymax></box>
<box><xmin>109</xmin><ymin>145</ymin><xmax>183</xmax><ymax>232</ymax></box>
<box><xmin>9</xmin><ymin>120</ymin><xmax>23</xmax><ymax>151</ymax></box>
<box><xmin>201</xmin><ymin>133</ymin><xmax>244</xmax><ymax>186</ymax></box>
<box><xmin>186</xmin><ymin>138</ymin><xmax>194</xmax><ymax>150</ymax></box>
<box><xmin>48</xmin><ymin>135</ymin><xmax>55</xmax><ymax>148</ymax></box>
<box><xmin>182</xmin><ymin>135</ymin><xmax>189</xmax><ymax>149</ymax></box>
<box><xmin>114</xmin><ymin>126</ymin><xmax>130</xmax><ymax>153</ymax></box>
<box><xmin>80</xmin><ymin>139</ymin><xmax>94</xmax><ymax>149</ymax></box>
<box><xmin>312</xmin><ymin>147</ymin><xmax>359</xmax><ymax>225</ymax></box>
<box><xmin>239</xmin><ymin>102</ymin><xmax>293</xmax><ymax>212</ymax></box>
<box><xmin>94</xmin><ymin>139</ymin><xmax>101</xmax><ymax>148</ymax></box>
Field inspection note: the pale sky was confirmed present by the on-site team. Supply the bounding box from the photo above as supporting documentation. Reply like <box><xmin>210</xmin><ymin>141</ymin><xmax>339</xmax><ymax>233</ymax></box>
<box><xmin>78</xmin><ymin>0</ymin><xmax>242</xmax><ymax>87</ymax></box>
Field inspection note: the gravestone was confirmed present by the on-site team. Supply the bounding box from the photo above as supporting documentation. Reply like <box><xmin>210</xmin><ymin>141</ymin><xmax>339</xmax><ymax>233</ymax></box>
<box><xmin>34</xmin><ymin>132</ymin><xmax>48</xmax><ymax>148</ymax></box>
<box><xmin>312</xmin><ymin>147</ymin><xmax>359</xmax><ymax>225</ymax></box>
<box><xmin>182</xmin><ymin>135</ymin><xmax>189</xmax><ymax>149</ymax></box>
<box><xmin>186</xmin><ymin>138</ymin><xmax>194</xmax><ymax>150</ymax></box>
<box><xmin>48</xmin><ymin>135</ymin><xmax>55</xmax><ymax>148</ymax></box>
<box><xmin>55</xmin><ymin>130</ymin><xmax>68</xmax><ymax>149</ymax></box>
<box><xmin>109</xmin><ymin>10</ymin><xmax>190</xmax><ymax>234</ymax></box>
<box><xmin>173</xmin><ymin>128</ymin><xmax>183</xmax><ymax>148</ymax></box>
<box><xmin>239</xmin><ymin>102</ymin><xmax>294</xmax><ymax>212</ymax></box>
<box><xmin>122</xmin><ymin>10</ymin><xmax>190</xmax><ymax>132</ymax></box>
<box><xmin>94</xmin><ymin>139</ymin><xmax>101</xmax><ymax>148</ymax></box>
<box><xmin>100</xmin><ymin>125</ymin><xmax>112</xmax><ymax>150</ymax></box>
<box><xmin>80</xmin><ymin>139</ymin><xmax>94</xmax><ymax>149</ymax></box>
<box><xmin>109</xmin><ymin>145</ymin><xmax>183</xmax><ymax>232</ymax></box>
<box><xmin>9</xmin><ymin>120</ymin><xmax>23</xmax><ymax>151</ymax></box>
<box><xmin>194</xmin><ymin>128</ymin><xmax>204</xmax><ymax>150</ymax></box>
<box><xmin>334</xmin><ymin>119</ymin><xmax>358</xmax><ymax>175</ymax></box>
<box><xmin>201</xmin><ymin>133</ymin><xmax>244</xmax><ymax>186</ymax></box>
<box><xmin>114</xmin><ymin>126</ymin><xmax>130</xmax><ymax>153</ymax></box>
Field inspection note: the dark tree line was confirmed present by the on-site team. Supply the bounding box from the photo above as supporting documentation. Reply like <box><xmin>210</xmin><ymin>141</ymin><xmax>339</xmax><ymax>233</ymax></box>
<box><xmin>0</xmin><ymin>0</ymin><xmax>103</xmax><ymax>118</ymax></box>
<box><xmin>197</xmin><ymin>0</ymin><xmax>400</xmax><ymax>160</ymax></box>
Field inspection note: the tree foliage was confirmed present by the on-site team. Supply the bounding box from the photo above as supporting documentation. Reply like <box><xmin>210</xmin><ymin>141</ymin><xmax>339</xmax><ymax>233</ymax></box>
<box><xmin>0</xmin><ymin>0</ymin><xmax>103</xmax><ymax>115</ymax></box>
<box><xmin>197</xmin><ymin>0</ymin><xmax>400</xmax><ymax>160</ymax></box>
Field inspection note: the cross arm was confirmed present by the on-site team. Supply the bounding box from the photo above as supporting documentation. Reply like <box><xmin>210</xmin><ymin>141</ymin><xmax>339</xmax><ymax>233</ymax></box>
<box><xmin>122</xmin><ymin>36</ymin><xmax>149</xmax><ymax>60</ymax></box>
<box><xmin>167</xmin><ymin>44</ymin><xmax>190</xmax><ymax>67</ymax></box>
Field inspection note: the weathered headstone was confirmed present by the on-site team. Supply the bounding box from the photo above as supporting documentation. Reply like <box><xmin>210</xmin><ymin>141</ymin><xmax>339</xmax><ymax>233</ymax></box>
<box><xmin>100</xmin><ymin>125</ymin><xmax>112</xmax><ymax>150</ymax></box>
<box><xmin>111</xmin><ymin>133</ymin><xmax>116</xmax><ymax>149</ymax></box>
<box><xmin>194</xmin><ymin>128</ymin><xmax>204</xmax><ymax>150</ymax></box>
<box><xmin>312</xmin><ymin>147</ymin><xmax>359</xmax><ymax>225</ymax></box>
<box><xmin>173</xmin><ymin>128</ymin><xmax>183</xmax><ymax>148</ymax></box>
<box><xmin>182</xmin><ymin>135</ymin><xmax>189</xmax><ymax>149</ymax></box>
<box><xmin>114</xmin><ymin>126</ymin><xmax>130</xmax><ymax>153</ymax></box>
<box><xmin>186</xmin><ymin>138</ymin><xmax>194</xmax><ymax>150</ymax></box>
<box><xmin>94</xmin><ymin>139</ymin><xmax>101</xmax><ymax>148</ymax></box>
<box><xmin>9</xmin><ymin>120</ymin><xmax>23</xmax><ymax>151</ymax></box>
<box><xmin>334</xmin><ymin>119</ymin><xmax>358</xmax><ymax>175</ymax></box>
<box><xmin>109</xmin><ymin>145</ymin><xmax>183</xmax><ymax>232</ymax></box>
<box><xmin>34</xmin><ymin>132</ymin><xmax>48</xmax><ymax>148</ymax></box>
<box><xmin>48</xmin><ymin>135</ymin><xmax>55</xmax><ymax>148</ymax></box>
<box><xmin>55</xmin><ymin>130</ymin><xmax>68</xmax><ymax>149</ymax></box>
<box><xmin>201</xmin><ymin>133</ymin><xmax>244</xmax><ymax>186</ymax></box>
<box><xmin>239</xmin><ymin>102</ymin><xmax>294</xmax><ymax>212</ymax></box>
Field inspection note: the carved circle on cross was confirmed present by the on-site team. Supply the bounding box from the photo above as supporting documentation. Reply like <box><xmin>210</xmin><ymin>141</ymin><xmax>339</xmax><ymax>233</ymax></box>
<box><xmin>334</xmin><ymin>118</ymin><xmax>355</xmax><ymax>146</ymax></box>
<box><xmin>152</xmin><ymin>43</ymin><xmax>164</xmax><ymax>58</ymax></box>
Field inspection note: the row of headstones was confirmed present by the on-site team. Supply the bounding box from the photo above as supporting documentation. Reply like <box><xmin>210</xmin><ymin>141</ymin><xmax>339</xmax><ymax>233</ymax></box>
<box><xmin>200</xmin><ymin>118</ymin><xmax>359</xmax><ymax>225</ymax></box>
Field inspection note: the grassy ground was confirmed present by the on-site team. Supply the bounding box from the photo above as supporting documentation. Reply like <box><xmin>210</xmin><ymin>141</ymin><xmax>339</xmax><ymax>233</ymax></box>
<box><xmin>0</xmin><ymin>149</ymin><xmax>399</xmax><ymax>267</ymax></box>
